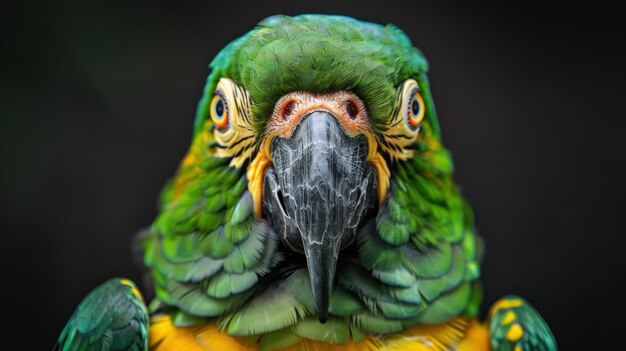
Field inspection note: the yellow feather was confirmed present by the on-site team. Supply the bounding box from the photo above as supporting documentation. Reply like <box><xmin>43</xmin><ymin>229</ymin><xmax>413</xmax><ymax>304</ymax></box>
<box><xmin>149</xmin><ymin>316</ymin><xmax>491</xmax><ymax>351</ymax></box>
<box><xmin>456</xmin><ymin>320</ymin><xmax>490</xmax><ymax>351</ymax></box>
<box><xmin>150</xmin><ymin>316</ymin><xmax>208</xmax><ymax>351</ymax></box>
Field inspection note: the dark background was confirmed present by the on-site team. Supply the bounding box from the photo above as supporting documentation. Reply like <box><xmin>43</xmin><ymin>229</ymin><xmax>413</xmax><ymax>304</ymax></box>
<box><xmin>1</xmin><ymin>1</ymin><xmax>624</xmax><ymax>350</ymax></box>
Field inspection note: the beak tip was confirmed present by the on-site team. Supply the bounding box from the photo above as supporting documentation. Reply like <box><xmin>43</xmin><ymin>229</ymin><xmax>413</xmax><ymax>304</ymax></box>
<box><xmin>313</xmin><ymin>283</ymin><xmax>331</xmax><ymax>324</ymax></box>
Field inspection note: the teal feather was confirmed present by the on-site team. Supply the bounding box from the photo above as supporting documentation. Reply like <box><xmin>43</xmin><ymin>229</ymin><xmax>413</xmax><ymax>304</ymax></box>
<box><xmin>371</xmin><ymin>267</ymin><xmax>416</xmax><ymax>288</ymax></box>
<box><xmin>54</xmin><ymin>279</ymin><xmax>148</xmax><ymax>351</ymax></box>
<box><xmin>489</xmin><ymin>296</ymin><xmax>557</xmax><ymax>351</ymax></box>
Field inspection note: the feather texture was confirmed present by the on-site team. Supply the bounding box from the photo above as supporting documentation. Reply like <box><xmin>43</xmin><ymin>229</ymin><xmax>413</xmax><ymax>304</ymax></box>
<box><xmin>55</xmin><ymin>14</ymin><xmax>557</xmax><ymax>351</ymax></box>
<box><xmin>55</xmin><ymin>279</ymin><xmax>148</xmax><ymax>351</ymax></box>
<box><xmin>139</xmin><ymin>13</ymin><xmax>481</xmax><ymax>339</ymax></box>
<box><xmin>149</xmin><ymin>315</ymin><xmax>489</xmax><ymax>351</ymax></box>
<box><xmin>135</xmin><ymin>13</ymin><xmax>555</xmax><ymax>351</ymax></box>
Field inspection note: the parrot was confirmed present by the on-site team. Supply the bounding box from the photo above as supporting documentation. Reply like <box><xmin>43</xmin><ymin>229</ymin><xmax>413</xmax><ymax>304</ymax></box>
<box><xmin>55</xmin><ymin>14</ymin><xmax>557</xmax><ymax>351</ymax></box>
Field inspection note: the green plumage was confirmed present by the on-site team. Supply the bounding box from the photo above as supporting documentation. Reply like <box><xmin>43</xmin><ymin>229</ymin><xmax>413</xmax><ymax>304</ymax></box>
<box><xmin>194</xmin><ymin>15</ymin><xmax>428</xmax><ymax>137</ymax></box>
<box><xmin>142</xmin><ymin>151</ymin><xmax>281</xmax><ymax>319</ymax></box>
<box><xmin>56</xmin><ymin>14</ymin><xmax>556</xmax><ymax>351</ymax></box>
<box><xmin>140</xmin><ymin>14</ymin><xmax>482</xmax><ymax>341</ymax></box>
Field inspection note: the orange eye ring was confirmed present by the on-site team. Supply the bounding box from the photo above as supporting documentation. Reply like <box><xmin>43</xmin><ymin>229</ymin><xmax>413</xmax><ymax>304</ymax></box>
<box><xmin>408</xmin><ymin>90</ymin><xmax>425</xmax><ymax>129</ymax></box>
<box><xmin>210</xmin><ymin>92</ymin><xmax>229</xmax><ymax>129</ymax></box>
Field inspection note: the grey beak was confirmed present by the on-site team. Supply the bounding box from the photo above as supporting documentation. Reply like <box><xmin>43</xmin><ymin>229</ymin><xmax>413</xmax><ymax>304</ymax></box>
<box><xmin>262</xmin><ymin>111</ymin><xmax>377</xmax><ymax>322</ymax></box>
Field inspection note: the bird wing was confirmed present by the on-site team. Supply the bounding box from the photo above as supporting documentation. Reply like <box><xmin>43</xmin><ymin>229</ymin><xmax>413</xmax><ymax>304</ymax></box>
<box><xmin>55</xmin><ymin>278</ymin><xmax>148</xmax><ymax>351</ymax></box>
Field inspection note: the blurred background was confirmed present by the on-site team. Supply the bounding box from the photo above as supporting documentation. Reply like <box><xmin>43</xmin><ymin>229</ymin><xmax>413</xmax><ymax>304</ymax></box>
<box><xmin>1</xmin><ymin>1</ymin><xmax>624</xmax><ymax>349</ymax></box>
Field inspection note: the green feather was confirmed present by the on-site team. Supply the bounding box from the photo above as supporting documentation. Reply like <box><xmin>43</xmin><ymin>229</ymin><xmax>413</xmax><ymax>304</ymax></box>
<box><xmin>204</xmin><ymin>194</ymin><xmax>227</xmax><ymax>212</ymax></box>
<box><xmin>282</xmin><ymin>268</ymin><xmax>315</xmax><ymax>310</ymax></box>
<box><xmin>376</xmin><ymin>205</ymin><xmax>410</xmax><ymax>246</ymax></box>
<box><xmin>171</xmin><ymin>310</ymin><xmax>208</xmax><ymax>327</ymax></box>
<box><xmin>291</xmin><ymin>317</ymin><xmax>351</xmax><ymax>343</ymax></box>
<box><xmin>417</xmin><ymin>246</ymin><xmax>466</xmax><ymax>301</ymax></box>
<box><xmin>350</xmin><ymin>311</ymin><xmax>404</xmax><ymax>334</ymax></box>
<box><xmin>204</xmin><ymin>270</ymin><xmax>258</xmax><ymax>298</ymax></box>
<box><xmin>328</xmin><ymin>287</ymin><xmax>365</xmax><ymax>317</ymax></box>
<box><xmin>418</xmin><ymin>282</ymin><xmax>471</xmax><ymax>324</ymax></box>
<box><xmin>357</xmin><ymin>220</ymin><xmax>406</xmax><ymax>270</ymax></box>
<box><xmin>465</xmin><ymin>261</ymin><xmax>481</xmax><ymax>282</ymax></box>
<box><xmin>463</xmin><ymin>282</ymin><xmax>483</xmax><ymax>318</ymax></box>
<box><xmin>223</xmin><ymin>285</ymin><xmax>313</xmax><ymax>336</ymax></box>
<box><xmin>284</xmin><ymin>268</ymin><xmax>365</xmax><ymax>317</ymax></box>
<box><xmin>200</xmin><ymin>228</ymin><xmax>235</xmax><ymax>259</ymax></box>
<box><xmin>229</xmin><ymin>191</ymin><xmax>253</xmax><ymax>226</ymax></box>
<box><xmin>167</xmin><ymin>279</ymin><xmax>252</xmax><ymax>317</ymax></box>
<box><xmin>377</xmin><ymin>300</ymin><xmax>426</xmax><ymax>319</ymax></box>
<box><xmin>371</xmin><ymin>267</ymin><xmax>416</xmax><ymax>288</ymax></box>
<box><xmin>162</xmin><ymin>234</ymin><xmax>203</xmax><ymax>263</ymax></box>
<box><xmin>403</xmin><ymin>241</ymin><xmax>453</xmax><ymax>278</ymax></box>
<box><xmin>195</xmin><ymin>211</ymin><xmax>223</xmax><ymax>233</ymax></box>
<box><xmin>168</xmin><ymin>256</ymin><xmax>224</xmax><ymax>283</ymax></box>
<box><xmin>223</xmin><ymin>221</ymin><xmax>268</xmax><ymax>273</ymax></box>
<box><xmin>258</xmin><ymin>329</ymin><xmax>302</xmax><ymax>351</ymax></box>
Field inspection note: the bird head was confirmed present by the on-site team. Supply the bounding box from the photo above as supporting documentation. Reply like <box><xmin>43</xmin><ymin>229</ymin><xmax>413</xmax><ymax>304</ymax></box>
<box><xmin>170</xmin><ymin>14</ymin><xmax>443</xmax><ymax>322</ymax></box>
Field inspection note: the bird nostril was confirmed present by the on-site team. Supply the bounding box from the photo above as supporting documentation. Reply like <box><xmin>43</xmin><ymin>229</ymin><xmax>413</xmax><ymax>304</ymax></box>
<box><xmin>346</xmin><ymin>100</ymin><xmax>358</xmax><ymax>119</ymax></box>
<box><xmin>282</xmin><ymin>100</ymin><xmax>296</xmax><ymax>120</ymax></box>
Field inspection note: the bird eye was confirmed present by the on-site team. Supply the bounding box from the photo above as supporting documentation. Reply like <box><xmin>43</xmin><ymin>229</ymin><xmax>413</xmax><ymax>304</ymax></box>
<box><xmin>210</xmin><ymin>92</ymin><xmax>229</xmax><ymax>129</ymax></box>
<box><xmin>407</xmin><ymin>89</ymin><xmax>425</xmax><ymax>129</ymax></box>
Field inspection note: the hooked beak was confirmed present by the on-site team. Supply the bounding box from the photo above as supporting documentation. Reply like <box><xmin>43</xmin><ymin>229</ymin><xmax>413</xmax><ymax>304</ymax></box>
<box><xmin>262</xmin><ymin>111</ymin><xmax>377</xmax><ymax>322</ymax></box>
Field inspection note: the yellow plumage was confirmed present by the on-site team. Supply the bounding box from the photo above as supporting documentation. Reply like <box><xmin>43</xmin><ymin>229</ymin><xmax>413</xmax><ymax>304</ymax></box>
<box><xmin>149</xmin><ymin>315</ymin><xmax>490</xmax><ymax>351</ymax></box>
